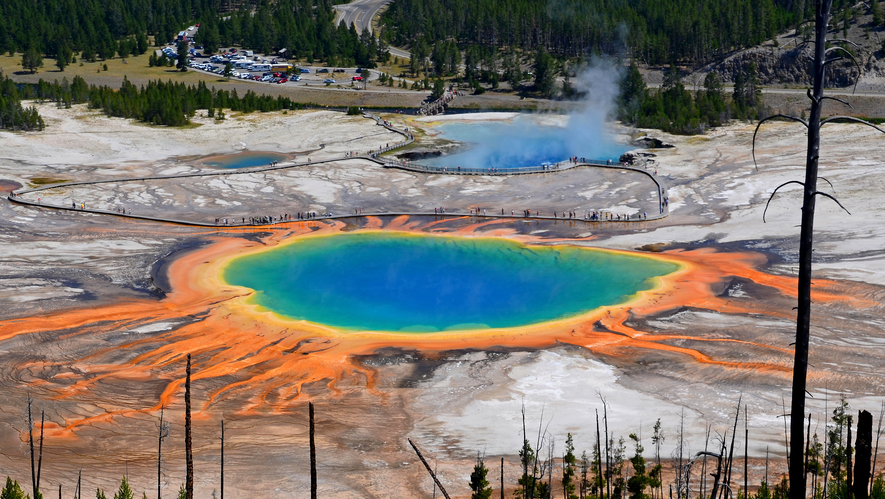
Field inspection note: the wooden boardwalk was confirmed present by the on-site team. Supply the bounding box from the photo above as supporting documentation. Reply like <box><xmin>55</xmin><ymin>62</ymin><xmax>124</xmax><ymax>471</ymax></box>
<box><xmin>7</xmin><ymin>113</ymin><xmax>669</xmax><ymax>227</ymax></box>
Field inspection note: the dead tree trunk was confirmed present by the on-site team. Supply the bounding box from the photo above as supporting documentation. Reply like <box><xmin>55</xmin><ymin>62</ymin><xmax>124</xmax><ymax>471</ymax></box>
<box><xmin>185</xmin><ymin>354</ymin><xmax>194</xmax><ymax>499</ymax></box>
<box><xmin>309</xmin><ymin>402</ymin><xmax>317</xmax><ymax>499</ymax></box>
<box><xmin>788</xmin><ymin>2</ymin><xmax>830</xmax><ymax>498</ymax></box>
<box><xmin>37</xmin><ymin>409</ymin><xmax>44</xmax><ymax>496</ymax></box>
<box><xmin>28</xmin><ymin>396</ymin><xmax>36</xmax><ymax>499</ymax></box>
<box><xmin>220</xmin><ymin>419</ymin><xmax>224</xmax><ymax>499</ymax></box>
<box><xmin>855</xmin><ymin>411</ymin><xmax>873</xmax><ymax>499</ymax></box>
<box><xmin>76</xmin><ymin>470</ymin><xmax>81</xmax><ymax>499</ymax></box>
<box><xmin>595</xmin><ymin>410</ymin><xmax>602</xmax><ymax>499</ymax></box>
<box><xmin>408</xmin><ymin>438</ymin><xmax>452</xmax><ymax>499</ymax></box>
<box><xmin>158</xmin><ymin>405</ymin><xmax>168</xmax><ymax>499</ymax></box>
<box><xmin>849</xmin><ymin>416</ymin><xmax>854</xmax><ymax>499</ymax></box>
<box><xmin>745</xmin><ymin>408</ymin><xmax>749</xmax><ymax>499</ymax></box>
<box><xmin>501</xmin><ymin>457</ymin><xmax>505</xmax><ymax>499</ymax></box>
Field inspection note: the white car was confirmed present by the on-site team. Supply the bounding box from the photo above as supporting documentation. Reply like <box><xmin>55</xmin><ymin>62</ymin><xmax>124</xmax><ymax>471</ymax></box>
<box><xmin>232</xmin><ymin>71</ymin><xmax>240</xmax><ymax>77</ymax></box>
<box><xmin>240</xmin><ymin>73</ymin><xmax>252</xmax><ymax>79</ymax></box>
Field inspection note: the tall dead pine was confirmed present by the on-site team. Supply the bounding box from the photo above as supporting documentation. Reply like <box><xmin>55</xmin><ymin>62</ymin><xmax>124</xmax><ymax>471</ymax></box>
<box><xmin>158</xmin><ymin>405</ymin><xmax>168</xmax><ymax>499</ymax></box>
<box><xmin>185</xmin><ymin>354</ymin><xmax>194</xmax><ymax>499</ymax></box>
<box><xmin>309</xmin><ymin>403</ymin><xmax>317</xmax><ymax>499</ymax></box>
<box><xmin>28</xmin><ymin>395</ymin><xmax>37</xmax><ymax>499</ymax></box>
<box><xmin>752</xmin><ymin>2</ymin><xmax>885</xmax><ymax>498</ymax></box>
<box><xmin>855</xmin><ymin>410</ymin><xmax>873</xmax><ymax>499</ymax></box>
<box><xmin>220</xmin><ymin>419</ymin><xmax>225</xmax><ymax>499</ymax></box>
<box><xmin>409</xmin><ymin>438</ymin><xmax>452</xmax><ymax>499</ymax></box>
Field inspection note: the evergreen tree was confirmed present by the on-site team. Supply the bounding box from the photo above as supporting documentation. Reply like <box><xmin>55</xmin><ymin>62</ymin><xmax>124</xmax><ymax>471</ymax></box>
<box><xmin>113</xmin><ymin>477</ymin><xmax>134</xmax><ymax>499</ymax></box>
<box><xmin>1</xmin><ymin>477</ymin><xmax>28</xmax><ymax>499</ymax></box>
<box><xmin>176</xmin><ymin>41</ymin><xmax>189</xmax><ymax>71</ymax></box>
<box><xmin>533</xmin><ymin>47</ymin><xmax>556</xmax><ymax>97</ymax></box>
<box><xmin>22</xmin><ymin>48</ymin><xmax>43</xmax><ymax>73</ymax></box>
<box><xmin>562</xmin><ymin>434</ymin><xmax>579</xmax><ymax>499</ymax></box>
<box><xmin>431</xmin><ymin>78</ymin><xmax>445</xmax><ymax>99</ymax></box>
<box><xmin>618</xmin><ymin>62</ymin><xmax>647</xmax><ymax>123</ymax></box>
<box><xmin>136</xmin><ymin>33</ymin><xmax>148</xmax><ymax>55</ymax></box>
<box><xmin>56</xmin><ymin>50</ymin><xmax>68</xmax><ymax>72</ymax></box>
<box><xmin>516</xmin><ymin>440</ymin><xmax>541</xmax><ymax>499</ymax></box>
<box><xmin>626</xmin><ymin>434</ymin><xmax>651</xmax><ymax>499</ymax></box>
<box><xmin>96</xmin><ymin>489</ymin><xmax>106</xmax><ymax>499</ymax></box>
<box><xmin>469</xmin><ymin>456</ymin><xmax>493</xmax><ymax>499</ymax></box>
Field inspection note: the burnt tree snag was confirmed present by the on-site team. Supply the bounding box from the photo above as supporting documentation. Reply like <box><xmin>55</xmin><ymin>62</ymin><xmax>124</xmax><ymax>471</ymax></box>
<box><xmin>220</xmin><ymin>419</ymin><xmax>225</xmax><ymax>499</ymax></box>
<box><xmin>409</xmin><ymin>438</ymin><xmax>452</xmax><ymax>499</ymax></box>
<box><xmin>752</xmin><ymin>2</ymin><xmax>885</xmax><ymax>498</ymax></box>
<box><xmin>855</xmin><ymin>410</ymin><xmax>873</xmax><ymax>499</ymax></box>
<box><xmin>309</xmin><ymin>403</ymin><xmax>317</xmax><ymax>499</ymax></box>
<box><xmin>158</xmin><ymin>405</ymin><xmax>168</xmax><ymax>499</ymax></box>
<box><xmin>185</xmin><ymin>354</ymin><xmax>194</xmax><ymax>499</ymax></box>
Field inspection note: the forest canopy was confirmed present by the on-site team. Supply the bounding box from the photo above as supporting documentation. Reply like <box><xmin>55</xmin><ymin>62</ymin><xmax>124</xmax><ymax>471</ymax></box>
<box><xmin>381</xmin><ymin>0</ymin><xmax>818</xmax><ymax>64</ymax></box>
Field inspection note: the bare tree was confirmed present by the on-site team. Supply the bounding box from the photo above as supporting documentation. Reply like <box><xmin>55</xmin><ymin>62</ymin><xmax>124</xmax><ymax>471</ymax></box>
<box><xmin>220</xmin><ymin>419</ymin><xmax>225</xmax><ymax>499</ymax></box>
<box><xmin>37</xmin><ymin>409</ymin><xmax>44</xmax><ymax>496</ymax></box>
<box><xmin>872</xmin><ymin>401</ymin><xmax>885</xmax><ymax>495</ymax></box>
<box><xmin>158</xmin><ymin>405</ymin><xmax>169</xmax><ymax>499</ymax></box>
<box><xmin>409</xmin><ymin>438</ymin><xmax>452</xmax><ymax>499</ymax></box>
<box><xmin>28</xmin><ymin>395</ymin><xmax>36</xmax><ymax>499</ymax></box>
<box><xmin>752</xmin><ymin>2</ymin><xmax>885</xmax><ymax>498</ymax></box>
<box><xmin>310</xmin><ymin>403</ymin><xmax>317</xmax><ymax>499</ymax></box>
<box><xmin>185</xmin><ymin>354</ymin><xmax>193</xmax><ymax>499</ymax></box>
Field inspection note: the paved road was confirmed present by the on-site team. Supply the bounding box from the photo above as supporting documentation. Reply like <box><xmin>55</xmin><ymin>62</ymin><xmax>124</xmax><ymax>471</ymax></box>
<box><xmin>334</xmin><ymin>0</ymin><xmax>393</xmax><ymax>34</ymax></box>
<box><xmin>334</xmin><ymin>0</ymin><xmax>412</xmax><ymax>60</ymax></box>
<box><xmin>647</xmin><ymin>81</ymin><xmax>885</xmax><ymax>97</ymax></box>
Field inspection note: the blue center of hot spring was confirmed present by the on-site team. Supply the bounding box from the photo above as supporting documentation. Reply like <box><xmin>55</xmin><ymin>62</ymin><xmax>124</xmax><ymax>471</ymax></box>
<box><xmin>204</xmin><ymin>151</ymin><xmax>287</xmax><ymax>169</ymax></box>
<box><xmin>424</xmin><ymin>115</ymin><xmax>629</xmax><ymax>170</ymax></box>
<box><xmin>222</xmin><ymin>233</ymin><xmax>679</xmax><ymax>332</ymax></box>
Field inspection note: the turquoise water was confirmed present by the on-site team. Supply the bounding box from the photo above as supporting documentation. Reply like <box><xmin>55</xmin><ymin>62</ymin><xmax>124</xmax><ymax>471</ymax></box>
<box><xmin>223</xmin><ymin>233</ymin><xmax>679</xmax><ymax>332</ymax></box>
<box><xmin>203</xmin><ymin>151</ymin><xmax>287</xmax><ymax>169</ymax></box>
<box><xmin>424</xmin><ymin>115</ymin><xmax>630</xmax><ymax>170</ymax></box>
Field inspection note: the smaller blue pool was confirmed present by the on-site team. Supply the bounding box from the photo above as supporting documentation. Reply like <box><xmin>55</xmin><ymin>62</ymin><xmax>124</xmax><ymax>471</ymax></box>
<box><xmin>424</xmin><ymin>114</ymin><xmax>629</xmax><ymax>170</ymax></box>
<box><xmin>203</xmin><ymin>151</ymin><xmax>288</xmax><ymax>169</ymax></box>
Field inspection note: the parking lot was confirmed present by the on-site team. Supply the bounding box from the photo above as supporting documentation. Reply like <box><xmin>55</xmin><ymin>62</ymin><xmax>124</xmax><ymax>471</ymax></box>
<box><xmin>172</xmin><ymin>42</ymin><xmax>375</xmax><ymax>89</ymax></box>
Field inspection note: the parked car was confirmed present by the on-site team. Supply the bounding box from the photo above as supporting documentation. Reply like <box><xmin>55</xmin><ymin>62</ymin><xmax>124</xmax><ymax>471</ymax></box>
<box><xmin>355</xmin><ymin>68</ymin><xmax>364</xmax><ymax>73</ymax></box>
<box><xmin>323</xmin><ymin>78</ymin><xmax>336</xmax><ymax>83</ymax></box>
<box><xmin>278</xmin><ymin>78</ymin><xmax>288</xmax><ymax>84</ymax></box>
<box><xmin>334</xmin><ymin>68</ymin><xmax>345</xmax><ymax>73</ymax></box>
<box><xmin>300</xmin><ymin>68</ymin><xmax>310</xmax><ymax>73</ymax></box>
<box><xmin>352</xmin><ymin>76</ymin><xmax>363</xmax><ymax>81</ymax></box>
<box><xmin>317</xmin><ymin>68</ymin><xmax>329</xmax><ymax>73</ymax></box>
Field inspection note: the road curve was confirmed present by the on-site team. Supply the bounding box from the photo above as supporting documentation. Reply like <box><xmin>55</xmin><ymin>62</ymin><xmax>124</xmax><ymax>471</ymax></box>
<box><xmin>334</xmin><ymin>0</ymin><xmax>393</xmax><ymax>34</ymax></box>
<box><xmin>333</xmin><ymin>0</ymin><xmax>411</xmax><ymax>59</ymax></box>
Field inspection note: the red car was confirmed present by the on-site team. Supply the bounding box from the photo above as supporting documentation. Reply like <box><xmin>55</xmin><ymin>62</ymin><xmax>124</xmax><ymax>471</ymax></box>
<box><xmin>278</xmin><ymin>78</ymin><xmax>288</xmax><ymax>84</ymax></box>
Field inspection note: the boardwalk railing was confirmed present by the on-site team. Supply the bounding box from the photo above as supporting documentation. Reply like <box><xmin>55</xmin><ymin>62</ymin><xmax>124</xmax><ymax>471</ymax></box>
<box><xmin>7</xmin><ymin>112</ymin><xmax>669</xmax><ymax>226</ymax></box>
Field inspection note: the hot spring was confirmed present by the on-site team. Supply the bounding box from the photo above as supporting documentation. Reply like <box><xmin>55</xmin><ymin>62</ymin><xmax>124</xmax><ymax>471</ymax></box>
<box><xmin>423</xmin><ymin>114</ymin><xmax>630</xmax><ymax>170</ymax></box>
<box><xmin>202</xmin><ymin>151</ymin><xmax>288</xmax><ymax>169</ymax></box>
<box><xmin>222</xmin><ymin>233</ymin><xmax>680</xmax><ymax>332</ymax></box>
